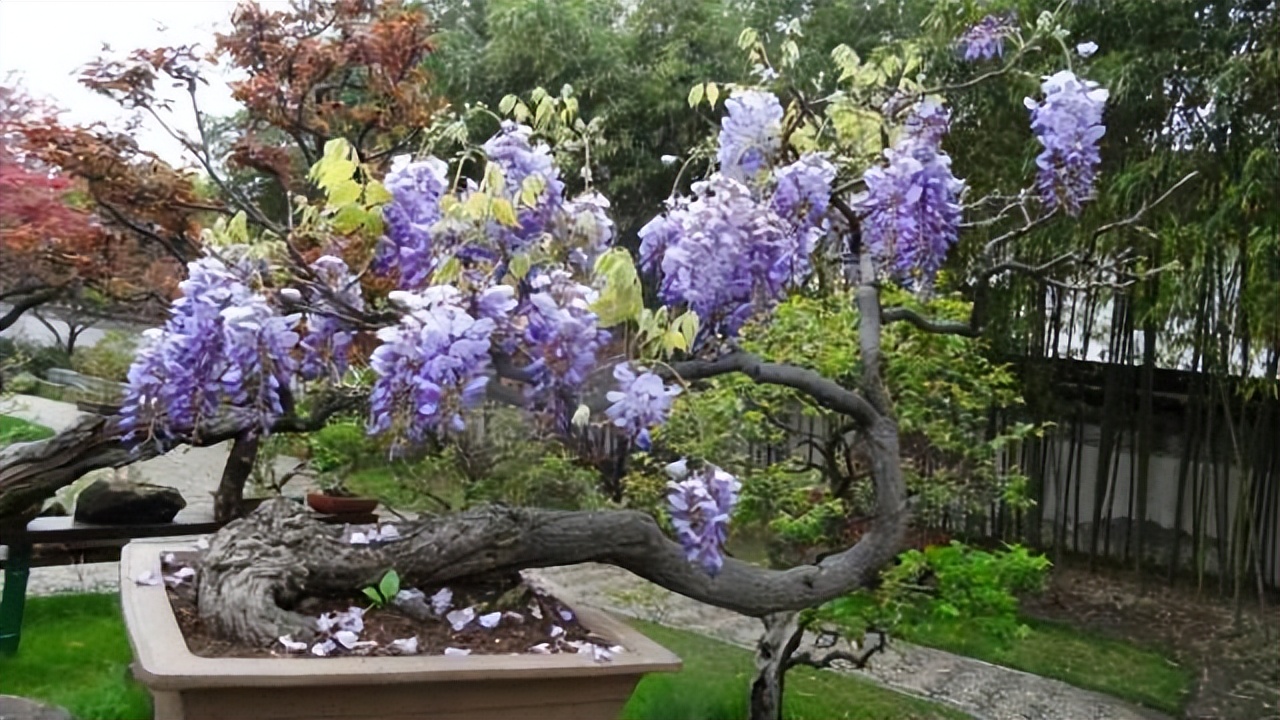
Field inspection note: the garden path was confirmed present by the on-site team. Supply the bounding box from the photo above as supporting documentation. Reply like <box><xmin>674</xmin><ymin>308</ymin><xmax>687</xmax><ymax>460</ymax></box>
<box><xmin>1</xmin><ymin>396</ymin><xmax>1171</xmax><ymax>720</ymax></box>
<box><xmin>529</xmin><ymin>566</ymin><xmax>1172</xmax><ymax>720</ymax></box>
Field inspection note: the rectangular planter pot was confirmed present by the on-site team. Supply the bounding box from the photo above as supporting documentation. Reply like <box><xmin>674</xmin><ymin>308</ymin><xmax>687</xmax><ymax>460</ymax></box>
<box><xmin>120</xmin><ymin>539</ymin><xmax>682</xmax><ymax>720</ymax></box>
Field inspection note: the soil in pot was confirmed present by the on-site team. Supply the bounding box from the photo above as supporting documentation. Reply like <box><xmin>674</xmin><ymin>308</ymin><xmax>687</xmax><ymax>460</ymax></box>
<box><xmin>161</xmin><ymin>552</ymin><xmax>619</xmax><ymax>660</ymax></box>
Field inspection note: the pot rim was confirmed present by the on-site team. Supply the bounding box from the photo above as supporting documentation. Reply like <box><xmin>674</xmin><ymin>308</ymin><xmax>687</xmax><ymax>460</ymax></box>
<box><xmin>120</xmin><ymin>538</ymin><xmax>682</xmax><ymax>690</ymax></box>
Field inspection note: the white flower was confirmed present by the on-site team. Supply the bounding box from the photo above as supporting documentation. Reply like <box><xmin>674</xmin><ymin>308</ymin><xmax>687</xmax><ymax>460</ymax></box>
<box><xmin>446</xmin><ymin>607</ymin><xmax>475</xmax><ymax>632</ymax></box>
<box><xmin>390</xmin><ymin>637</ymin><xmax>419</xmax><ymax>655</ymax></box>
<box><xmin>278</xmin><ymin>635</ymin><xmax>308</xmax><ymax>653</ymax></box>
<box><xmin>1076</xmin><ymin>41</ymin><xmax>1098</xmax><ymax>57</ymax></box>
<box><xmin>660</xmin><ymin>154</ymin><xmax>679</xmax><ymax>166</ymax></box>
<box><xmin>430</xmin><ymin>588</ymin><xmax>454</xmax><ymax>615</ymax></box>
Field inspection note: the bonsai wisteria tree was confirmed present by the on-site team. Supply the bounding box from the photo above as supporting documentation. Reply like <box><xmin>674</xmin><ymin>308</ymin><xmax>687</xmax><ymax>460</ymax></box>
<box><xmin>0</xmin><ymin>4</ymin><xmax>1194</xmax><ymax>718</ymax></box>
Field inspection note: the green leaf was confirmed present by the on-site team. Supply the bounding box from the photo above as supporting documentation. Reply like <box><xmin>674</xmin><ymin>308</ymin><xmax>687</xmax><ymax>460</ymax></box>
<box><xmin>673</xmin><ymin>310</ymin><xmax>700</xmax><ymax>350</ymax></box>
<box><xmin>706</xmin><ymin>82</ymin><xmax>720</xmax><ymax>107</ymax></box>
<box><xmin>590</xmin><ymin>247</ymin><xmax>643</xmax><ymax>326</ymax></box>
<box><xmin>362</xmin><ymin>586</ymin><xmax>383</xmax><ymax>606</ymax></box>
<box><xmin>535</xmin><ymin>95</ymin><xmax>554</xmax><ymax>127</ymax></box>
<box><xmin>687</xmin><ymin>83</ymin><xmax>704</xmax><ymax>108</ymax></box>
<box><xmin>520</xmin><ymin>175</ymin><xmax>546</xmax><ymax>207</ymax></box>
<box><xmin>379</xmin><ymin>570</ymin><xmax>400</xmax><ymax>600</ymax></box>
<box><xmin>737</xmin><ymin>27</ymin><xmax>758</xmax><ymax>50</ymax></box>
<box><xmin>309</xmin><ymin>138</ymin><xmax>359</xmax><ymax>198</ymax></box>
<box><xmin>435</xmin><ymin>256</ymin><xmax>461</xmax><ymax>283</ymax></box>
<box><xmin>492</xmin><ymin>198</ymin><xmax>518</xmax><ymax>227</ymax></box>
<box><xmin>332</xmin><ymin>204</ymin><xmax>367</xmax><ymax>235</ymax></box>
<box><xmin>662</xmin><ymin>328</ymin><xmax>688</xmax><ymax>353</ymax></box>
<box><xmin>328</xmin><ymin>179</ymin><xmax>363</xmax><ymax>207</ymax></box>
<box><xmin>509</xmin><ymin>253</ymin><xmax>532</xmax><ymax>280</ymax></box>
<box><xmin>364</xmin><ymin>180</ymin><xmax>393</xmax><ymax>206</ymax></box>
<box><xmin>498</xmin><ymin>94</ymin><xmax>518</xmax><ymax>115</ymax></box>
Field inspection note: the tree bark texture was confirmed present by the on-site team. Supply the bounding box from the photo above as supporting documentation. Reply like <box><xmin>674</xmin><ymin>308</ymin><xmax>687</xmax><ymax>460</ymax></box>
<box><xmin>0</xmin><ymin>391</ymin><xmax>362</xmax><ymax>521</ymax></box>
<box><xmin>748</xmin><ymin>612</ymin><xmax>804</xmax><ymax>720</ymax></box>
<box><xmin>213</xmin><ymin>430</ymin><xmax>261</xmax><ymax>523</ymax></box>
<box><xmin>201</xmin><ymin>491</ymin><xmax>907</xmax><ymax>646</ymax></box>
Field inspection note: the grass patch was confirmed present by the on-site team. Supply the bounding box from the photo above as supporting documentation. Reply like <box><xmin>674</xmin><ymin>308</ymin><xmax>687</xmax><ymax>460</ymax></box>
<box><xmin>623</xmin><ymin>620</ymin><xmax>966</xmax><ymax>720</ymax></box>
<box><xmin>0</xmin><ymin>594</ymin><xmax>151</xmax><ymax>720</ymax></box>
<box><xmin>0</xmin><ymin>415</ymin><xmax>55</xmax><ymax>447</ymax></box>
<box><xmin>895</xmin><ymin>616</ymin><xmax>1191</xmax><ymax>715</ymax></box>
<box><xmin>1</xmin><ymin>595</ymin><xmax>964</xmax><ymax>720</ymax></box>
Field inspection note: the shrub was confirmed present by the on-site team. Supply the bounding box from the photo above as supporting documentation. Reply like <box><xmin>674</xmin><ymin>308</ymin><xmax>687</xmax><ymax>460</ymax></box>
<box><xmin>467</xmin><ymin>451</ymin><xmax>603</xmax><ymax>511</ymax></box>
<box><xmin>306</xmin><ymin>420</ymin><xmax>382</xmax><ymax>473</ymax></box>
<box><xmin>0</xmin><ymin>338</ymin><xmax>71</xmax><ymax>379</ymax></box>
<box><xmin>71</xmin><ymin>331</ymin><xmax>137</xmax><ymax>382</ymax></box>
<box><xmin>820</xmin><ymin>542</ymin><xmax>1051</xmax><ymax>641</ymax></box>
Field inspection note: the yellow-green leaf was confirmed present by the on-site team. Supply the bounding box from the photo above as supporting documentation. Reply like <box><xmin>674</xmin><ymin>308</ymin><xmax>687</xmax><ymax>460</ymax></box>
<box><xmin>364</xmin><ymin>179</ymin><xmax>393</xmax><ymax>206</ymax></box>
<box><xmin>498</xmin><ymin>94</ymin><xmax>519</xmax><ymax>115</ymax></box>
<box><xmin>662</xmin><ymin>328</ymin><xmax>688</xmax><ymax>353</ymax></box>
<box><xmin>706</xmin><ymin>82</ymin><xmax>720</xmax><ymax>107</ymax></box>
<box><xmin>688</xmin><ymin>83</ymin><xmax>704</xmax><ymax>108</ymax></box>
<box><xmin>332</xmin><ymin>204</ymin><xmax>367</xmax><ymax>235</ymax></box>
<box><xmin>738</xmin><ymin>27</ymin><xmax>758</xmax><ymax>50</ymax></box>
<box><xmin>435</xmin><ymin>256</ymin><xmax>461</xmax><ymax>283</ymax></box>
<box><xmin>328</xmin><ymin>179</ymin><xmax>363</xmax><ymax>207</ymax></box>
<box><xmin>509</xmin><ymin>253</ymin><xmax>531</xmax><ymax>280</ymax></box>
<box><xmin>492</xmin><ymin>198</ymin><xmax>518</xmax><ymax>227</ymax></box>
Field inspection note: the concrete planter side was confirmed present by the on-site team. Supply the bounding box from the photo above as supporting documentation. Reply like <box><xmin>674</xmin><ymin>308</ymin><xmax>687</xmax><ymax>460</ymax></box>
<box><xmin>120</xmin><ymin>539</ymin><xmax>682</xmax><ymax>720</ymax></box>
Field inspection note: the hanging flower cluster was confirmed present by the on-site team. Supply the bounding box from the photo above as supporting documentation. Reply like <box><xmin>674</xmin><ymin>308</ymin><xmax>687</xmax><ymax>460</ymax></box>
<box><xmin>605</xmin><ymin>363</ymin><xmax>682</xmax><ymax>450</ymax></box>
<box><xmin>665</xmin><ymin>460</ymin><xmax>742</xmax><ymax>576</ymax></box>
<box><xmin>1025</xmin><ymin>70</ymin><xmax>1109</xmax><ymax>216</ymax></box>
<box><xmin>957</xmin><ymin>13</ymin><xmax>1016</xmax><ymax>62</ymax></box>
<box><xmin>121</xmin><ymin>256</ymin><xmax>300</xmax><ymax>443</ymax></box>
<box><xmin>373</xmin><ymin>155</ymin><xmax>449</xmax><ymax>289</ymax></box>
<box><xmin>854</xmin><ymin>100</ymin><xmax>964</xmax><ymax>286</ymax></box>
<box><xmin>368</xmin><ymin>286</ymin><xmax>499</xmax><ymax>445</ymax></box>
<box><xmin>717</xmin><ymin>89</ymin><xmax>785</xmax><ymax>184</ymax></box>
<box><xmin>640</xmin><ymin>91</ymin><xmax>835</xmax><ymax>338</ymax></box>
<box><xmin>520</xmin><ymin>270</ymin><xmax>610</xmax><ymax>423</ymax></box>
<box><xmin>299</xmin><ymin>255</ymin><xmax>363</xmax><ymax>382</ymax></box>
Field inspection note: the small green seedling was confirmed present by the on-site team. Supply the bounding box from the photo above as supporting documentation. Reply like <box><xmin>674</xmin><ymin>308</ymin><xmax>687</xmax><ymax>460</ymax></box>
<box><xmin>362</xmin><ymin>569</ymin><xmax>401</xmax><ymax>609</ymax></box>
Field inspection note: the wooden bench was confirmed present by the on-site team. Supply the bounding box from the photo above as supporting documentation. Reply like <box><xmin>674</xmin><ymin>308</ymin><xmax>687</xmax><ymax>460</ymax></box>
<box><xmin>0</xmin><ymin>509</ymin><xmax>224</xmax><ymax>656</ymax></box>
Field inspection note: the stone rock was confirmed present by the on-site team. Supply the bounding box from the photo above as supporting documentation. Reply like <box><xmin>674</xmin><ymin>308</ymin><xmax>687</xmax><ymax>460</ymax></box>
<box><xmin>73</xmin><ymin>474</ymin><xmax>186</xmax><ymax>524</ymax></box>
<box><xmin>0</xmin><ymin>695</ymin><xmax>74</xmax><ymax>720</ymax></box>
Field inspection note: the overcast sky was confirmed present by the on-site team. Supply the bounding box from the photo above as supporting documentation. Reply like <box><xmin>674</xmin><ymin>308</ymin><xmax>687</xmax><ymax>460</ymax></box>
<box><xmin>0</xmin><ymin>0</ymin><xmax>290</xmax><ymax>166</ymax></box>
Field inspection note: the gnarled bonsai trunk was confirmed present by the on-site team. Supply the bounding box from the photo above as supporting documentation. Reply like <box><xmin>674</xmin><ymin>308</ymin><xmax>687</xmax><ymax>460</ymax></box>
<box><xmin>213</xmin><ymin>430</ymin><xmax>260</xmax><ymax>523</ymax></box>
<box><xmin>748</xmin><ymin>612</ymin><xmax>804</xmax><ymax>720</ymax></box>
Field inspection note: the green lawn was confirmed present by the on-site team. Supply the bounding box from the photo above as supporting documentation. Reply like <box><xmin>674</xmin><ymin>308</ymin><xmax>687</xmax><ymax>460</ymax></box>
<box><xmin>0</xmin><ymin>594</ymin><xmax>152</xmax><ymax>720</ymax></box>
<box><xmin>0</xmin><ymin>594</ymin><xmax>965</xmax><ymax>720</ymax></box>
<box><xmin>0</xmin><ymin>415</ymin><xmax>55</xmax><ymax>447</ymax></box>
<box><xmin>893</xmin><ymin>617</ymin><xmax>1191</xmax><ymax>715</ymax></box>
<box><xmin>623</xmin><ymin>620</ymin><xmax>966</xmax><ymax>720</ymax></box>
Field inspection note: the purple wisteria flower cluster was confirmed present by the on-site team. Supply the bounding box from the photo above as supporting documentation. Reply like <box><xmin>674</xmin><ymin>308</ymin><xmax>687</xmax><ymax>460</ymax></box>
<box><xmin>665</xmin><ymin>459</ymin><xmax>742</xmax><ymax>576</ymax></box>
<box><xmin>368</xmin><ymin>286</ymin><xmax>501</xmax><ymax>445</ymax></box>
<box><xmin>717</xmin><ymin>89</ymin><xmax>785</xmax><ymax>184</ymax></box>
<box><xmin>605</xmin><ymin>363</ymin><xmax>682</xmax><ymax>450</ymax></box>
<box><xmin>640</xmin><ymin>91</ymin><xmax>835</xmax><ymax>338</ymax></box>
<box><xmin>121</xmin><ymin>256</ymin><xmax>300</xmax><ymax>443</ymax></box>
<box><xmin>373</xmin><ymin>155</ymin><xmax>449</xmax><ymax>288</ymax></box>
<box><xmin>958</xmin><ymin>13</ymin><xmax>1017</xmax><ymax>62</ymax></box>
<box><xmin>1025</xmin><ymin>70</ymin><xmax>1109</xmax><ymax>216</ymax></box>
<box><xmin>520</xmin><ymin>270</ymin><xmax>610</xmax><ymax>422</ymax></box>
<box><xmin>854</xmin><ymin>99</ymin><xmax>965</xmax><ymax>286</ymax></box>
<box><xmin>299</xmin><ymin>255</ymin><xmax>364</xmax><ymax>382</ymax></box>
